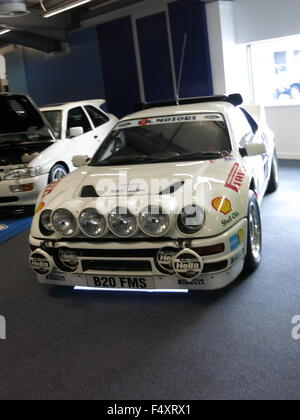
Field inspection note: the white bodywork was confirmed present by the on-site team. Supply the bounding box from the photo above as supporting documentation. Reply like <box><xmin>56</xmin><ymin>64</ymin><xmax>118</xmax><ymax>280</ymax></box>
<box><xmin>0</xmin><ymin>99</ymin><xmax>118</xmax><ymax>213</ymax></box>
<box><xmin>29</xmin><ymin>99</ymin><xmax>276</xmax><ymax>291</ymax></box>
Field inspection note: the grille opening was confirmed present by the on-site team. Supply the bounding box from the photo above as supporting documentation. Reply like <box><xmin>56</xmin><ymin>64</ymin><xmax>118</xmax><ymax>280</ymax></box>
<box><xmin>82</xmin><ymin>260</ymin><xmax>152</xmax><ymax>273</ymax></box>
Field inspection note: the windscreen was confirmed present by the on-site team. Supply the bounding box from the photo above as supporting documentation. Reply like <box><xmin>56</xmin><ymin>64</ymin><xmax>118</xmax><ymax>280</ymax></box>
<box><xmin>90</xmin><ymin>113</ymin><xmax>231</xmax><ymax>166</ymax></box>
<box><xmin>42</xmin><ymin>110</ymin><xmax>62</xmax><ymax>139</ymax></box>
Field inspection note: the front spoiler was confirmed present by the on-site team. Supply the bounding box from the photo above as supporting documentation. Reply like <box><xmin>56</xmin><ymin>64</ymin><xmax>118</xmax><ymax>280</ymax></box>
<box><xmin>30</xmin><ymin>218</ymin><xmax>248</xmax><ymax>291</ymax></box>
<box><xmin>35</xmin><ymin>259</ymin><xmax>245</xmax><ymax>291</ymax></box>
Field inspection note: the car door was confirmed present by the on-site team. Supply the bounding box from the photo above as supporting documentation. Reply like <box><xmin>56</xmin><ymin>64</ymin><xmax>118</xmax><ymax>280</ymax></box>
<box><xmin>66</xmin><ymin>106</ymin><xmax>99</xmax><ymax>160</ymax></box>
<box><xmin>84</xmin><ymin>105</ymin><xmax>115</xmax><ymax>149</ymax></box>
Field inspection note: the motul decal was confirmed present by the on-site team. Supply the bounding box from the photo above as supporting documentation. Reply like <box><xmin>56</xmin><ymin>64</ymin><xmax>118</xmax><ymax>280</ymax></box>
<box><xmin>225</xmin><ymin>163</ymin><xmax>246</xmax><ymax>192</ymax></box>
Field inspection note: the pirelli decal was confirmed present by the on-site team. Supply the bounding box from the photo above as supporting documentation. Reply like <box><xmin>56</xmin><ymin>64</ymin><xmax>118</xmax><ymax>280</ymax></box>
<box><xmin>225</xmin><ymin>163</ymin><xmax>246</xmax><ymax>193</ymax></box>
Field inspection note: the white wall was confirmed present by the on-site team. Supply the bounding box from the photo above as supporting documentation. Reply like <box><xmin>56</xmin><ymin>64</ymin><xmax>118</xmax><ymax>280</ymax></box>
<box><xmin>235</xmin><ymin>0</ymin><xmax>300</xmax><ymax>44</ymax></box>
<box><xmin>266</xmin><ymin>106</ymin><xmax>300</xmax><ymax>159</ymax></box>
<box><xmin>207</xmin><ymin>0</ymin><xmax>300</xmax><ymax>160</ymax></box>
<box><xmin>206</xmin><ymin>1</ymin><xmax>250</xmax><ymax>100</ymax></box>
<box><xmin>0</xmin><ymin>55</ymin><xmax>6</xmax><ymax>79</ymax></box>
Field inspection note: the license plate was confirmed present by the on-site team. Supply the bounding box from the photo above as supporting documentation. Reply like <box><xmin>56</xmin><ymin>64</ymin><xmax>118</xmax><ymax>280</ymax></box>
<box><xmin>86</xmin><ymin>275</ymin><xmax>155</xmax><ymax>290</ymax></box>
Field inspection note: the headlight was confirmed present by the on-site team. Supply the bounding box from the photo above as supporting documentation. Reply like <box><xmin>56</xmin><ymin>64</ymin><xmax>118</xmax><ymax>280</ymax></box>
<box><xmin>4</xmin><ymin>166</ymin><xmax>42</xmax><ymax>180</ymax></box>
<box><xmin>39</xmin><ymin>210</ymin><xmax>54</xmax><ymax>236</ymax></box>
<box><xmin>52</xmin><ymin>209</ymin><xmax>77</xmax><ymax>237</ymax></box>
<box><xmin>178</xmin><ymin>205</ymin><xmax>205</xmax><ymax>234</ymax></box>
<box><xmin>79</xmin><ymin>208</ymin><xmax>107</xmax><ymax>237</ymax></box>
<box><xmin>139</xmin><ymin>206</ymin><xmax>170</xmax><ymax>237</ymax></box>
<box><xmin>108</xmin><ymin>207</ymin><xmax>138</xmax><ymax>237</ymax></box>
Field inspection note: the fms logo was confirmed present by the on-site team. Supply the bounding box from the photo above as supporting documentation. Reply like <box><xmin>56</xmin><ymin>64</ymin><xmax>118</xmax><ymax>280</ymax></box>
<box><xmin>0</xmin><ymin>315</ymin><xmax>6</xmax><ymax>340</ymax></box>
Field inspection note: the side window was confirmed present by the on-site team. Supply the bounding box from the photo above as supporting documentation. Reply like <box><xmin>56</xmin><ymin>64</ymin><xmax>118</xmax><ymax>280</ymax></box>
<box><xmin>67</xmin><ymin>107</ymin><xmax>92</xmax><ymax>136</ymax></box>
<box><xmin>85</xmin><ymin>106</ymin><xmax>109</xmax><ymax>127</ymax></box>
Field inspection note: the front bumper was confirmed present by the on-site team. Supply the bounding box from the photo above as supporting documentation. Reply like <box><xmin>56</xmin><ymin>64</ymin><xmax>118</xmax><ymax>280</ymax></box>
<box><xmin>0</xmin><ymin>173</ymin><xmax>49</xmax><ymax>211</ymax></box>
<box><xmin>29</xmin><ymin>218</ymin><xmax>248</xmax><ymax>291</ymax></box>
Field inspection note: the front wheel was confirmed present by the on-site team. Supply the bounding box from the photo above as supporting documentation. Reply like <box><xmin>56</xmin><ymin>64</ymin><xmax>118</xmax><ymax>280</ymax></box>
<box><xmin>243</xmin><ymin>191</ymin><xmax>262</xmax><ymax>274</ymax></box>
<box><xmin>48</xmin><ymin>164</ymin><xmax>68</xmax><ymax>184</ymax></box>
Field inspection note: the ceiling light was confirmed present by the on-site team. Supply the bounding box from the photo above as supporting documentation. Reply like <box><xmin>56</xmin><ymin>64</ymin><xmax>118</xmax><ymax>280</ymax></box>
<box><xmin>0</xmin><ymin>1</ymin><xmax>29</xmax><ymax>17</ymax></box>
<box><xmin>43</xmin><ymin>0</ymin><xmax>93</xmax><ymax>18</ymax></box>
<box><xmin>0</xmin><ymin>29</ymin><xmax>11</xmax><ymax>36</ymax></box>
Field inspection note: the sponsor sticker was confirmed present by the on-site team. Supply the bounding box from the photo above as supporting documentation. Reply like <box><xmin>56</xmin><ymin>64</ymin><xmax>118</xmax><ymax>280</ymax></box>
<box><xmin>178</xmin><ymin>278</ymin><xmax>205</xmax><ymax>286</ymax></box>
<box><xmin>156</xmin><ymin>247</ymin><xmax>178</xmax><ymax>274</ymax></box>
<box><xmin>35</xmin><ymin>202</ymin><xmax>45</xmax><ymax>214</ymax></box>
<box><xmin>29</xmin><ymin>250</ymin><xmax>53</xmax><ymax>276</ymax></box>
<box><xmin>139</xmin><ymin>118</ymin><xmax>151</xmax><ymax>126</ymax></box>
<box><xmin>230</xmin><ymin>229</ymin><xmax>245</xmax><ymax>251</ymax></box>
<box><xmin>225</xmin><ymin>163</ymin><xmax>246</xmax><ymax>192</ymax></box>
<box><xmin>222</xmin><ymin>211</ymin><xmax>240</xmax><ymax>227</ymax></box>
<box><xmin>173</xmin><ymin>249</ymin><xmax>204</xmax><ymax>281</ymax></box>
<box><xmin>42</xmin><ymin>180</ymin><xmax>61</xmax><ymax>198</ymax></box>
<box><xmin>45</xmin><ymin>274</ymin><xmax>66</xmax><ymax>282</ymax></box>
<box><xmin>212</xmin><ymin>197</ymin><xmax>232</xmax><ymax>215</ymax></box>
<box><xmin>115</xmin><ymin>114</ymin><xmax>225</xmax><ymax>130</ymax></box>
<box><xmin>231</xmin><ymin>249</ymin><xmax>245</xmax><ymax>264</ymax></box>
<box><xmin>0</xmin><ymin>224</ymin><xmax>8</xmax><ymax>231</ymax></box>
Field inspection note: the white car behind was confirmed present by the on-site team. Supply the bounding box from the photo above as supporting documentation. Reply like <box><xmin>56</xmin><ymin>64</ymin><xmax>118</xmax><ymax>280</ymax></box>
<box><xmin>0</xmin><ymin>94</ymin><xmax>118</xmax><ymax>216</ymax></box>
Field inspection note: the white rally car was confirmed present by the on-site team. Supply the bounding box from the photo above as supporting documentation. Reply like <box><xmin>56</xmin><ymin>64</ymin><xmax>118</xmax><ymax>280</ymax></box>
<box><xmin>29</xmin><ymin>94</ymin><xmax>279</xmax><ymax>291</ymax></box>
<box><xmin>0</xmin><ymin>94</ymin><xmax>118</xmax><ymax>216</ymax></box>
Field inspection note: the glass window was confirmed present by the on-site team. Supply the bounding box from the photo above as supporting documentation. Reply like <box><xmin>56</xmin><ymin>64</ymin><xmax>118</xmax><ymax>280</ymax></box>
<box><xmin>90</xmin><ymin>114</ymin><xmax>231</xmax><ymax>166</ymax></box>
<box><xmin>229</xmin><ymin>109</ymin><xmax>255</xmax><ymax>147</ymax></box>
<box><xmin>42</xmin><ymin>110</ymin><xmax>62</xmax><ymax>139</ymax></box>
<box><xmin>250</xmin><ymin>35</ymin><xmax>300</xmax><ymax>105</ymax></box>
<box><xmin>67</xmin><ymin>107</ymin><xmax>92</xmax><ymax>136</ymax></box>
<box><xmin>85</xmin><ymin>106</ymin><xmax>109</xmax><ymax>127</ymax></box>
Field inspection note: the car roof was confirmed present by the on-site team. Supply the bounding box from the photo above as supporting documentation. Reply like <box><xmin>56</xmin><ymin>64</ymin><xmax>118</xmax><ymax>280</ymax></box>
<box><xmin>121</xmin><ymin>101</ymin><xmax>235</xmax><ymax>121</ymax></box>
<box><xmin>40</xmin><ymin>99</ymin><xmax>106</xmax><ymax>112</ymax></box>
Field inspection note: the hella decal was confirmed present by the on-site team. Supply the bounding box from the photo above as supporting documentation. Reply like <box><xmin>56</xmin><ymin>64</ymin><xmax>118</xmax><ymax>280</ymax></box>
<box><xmin>156</xmin><ymin>247</ymin><xmax>178</xmax><ymax>274</ymax></box>
<box><xmin>173</xmin><ymin>249</ymin><xmax>204</xmax><ymax>281</ymax></box>
<box><xmin>212</xmin><ymin>197</ymin><xmax>232</xmax><ymax>215</ymax></box>
<box><xmin>225</xmin><ymin>163</ymin><xmax>246</xmax><ymax>192</ymax></box>
<box><xmin>29</xmin><ymin>250</ymin><xmax>53</xmax><ymax>276</ymax></box>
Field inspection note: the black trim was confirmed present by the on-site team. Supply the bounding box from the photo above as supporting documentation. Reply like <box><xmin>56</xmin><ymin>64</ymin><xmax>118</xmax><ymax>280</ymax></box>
<box><xmin>135</xmin><ymin>94</ymin><xmax>243</xmax><ymax>111</ymax></box>
<box><xmin>0</xmin><ymin>197</ymin><xmax>19</xmax><ymax>204</ymax></box>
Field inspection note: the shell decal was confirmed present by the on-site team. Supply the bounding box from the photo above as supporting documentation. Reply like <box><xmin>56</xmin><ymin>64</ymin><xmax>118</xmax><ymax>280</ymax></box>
<box><xmin>212</xmin><ymin>197</ymin><xmax>232</xmax><ymax>215</ymax></box>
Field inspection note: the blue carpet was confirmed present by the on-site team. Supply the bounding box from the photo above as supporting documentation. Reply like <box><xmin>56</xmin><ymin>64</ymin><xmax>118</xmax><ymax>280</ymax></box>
<box><xmin>0</xmin><ymin>217</ymin><xmax>32</xmax><ymax>245</ymax></box>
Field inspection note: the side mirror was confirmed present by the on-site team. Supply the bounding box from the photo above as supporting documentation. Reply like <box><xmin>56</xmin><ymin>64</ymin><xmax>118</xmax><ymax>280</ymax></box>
<box><xmin>72</xmin><ymin>155</ymin><xmax>90</xmax><ymax>168</ymax></box>
<box><xmin>240</xmin><ymin>142</ymin><xmax>267</xmax><ymax>157</ymax></box>
<box><xmin>69</xmin><ymin>127</ymin><xmax>84</xmax><ymax>138</ymax></box>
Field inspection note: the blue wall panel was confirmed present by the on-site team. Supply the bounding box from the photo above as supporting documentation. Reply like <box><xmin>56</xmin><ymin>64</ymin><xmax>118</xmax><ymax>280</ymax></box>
<box><xmin>22</xmin><ymin>27</ymin><xmax>106</xmax><ymax>106</ymax></box>
<box><xmin>168</xmin><ymin>0</ymin><xmax>213</xmax><ymax>98</ymax></box>
<box><xmin>137</xmin><ymin>12</ymin><xmax>174</xmax><ymax>102</ymax></box>
<box><xmin>5</xmin><ymin>49</ymin><xmax>29</xmax><ymax>94</ymax></box>
<box><xmin>97</xmin><ymin>16</ymin><xmax>140</xmax><ymax>118</ymax></box>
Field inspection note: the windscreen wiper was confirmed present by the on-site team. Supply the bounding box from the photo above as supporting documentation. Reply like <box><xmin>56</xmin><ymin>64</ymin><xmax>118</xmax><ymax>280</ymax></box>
<box><xmin>156</xmin><ymin>151</ymin><xmax>224</xmax><ymax>162</ymax></box>
<box><xmin>99</xmin><ymin>152</ymin><xmax>180</xmax><ymax>166</ymax></box>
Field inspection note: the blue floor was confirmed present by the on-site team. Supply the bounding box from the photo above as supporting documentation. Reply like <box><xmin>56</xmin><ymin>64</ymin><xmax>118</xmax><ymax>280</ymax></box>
<box><xmin>0</xmin><ymin>217</ymin><xmax>32</xmax><ymax>245</ymax></box>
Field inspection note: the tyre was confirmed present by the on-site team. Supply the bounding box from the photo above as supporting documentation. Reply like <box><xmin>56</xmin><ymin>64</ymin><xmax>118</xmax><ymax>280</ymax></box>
<box><xmin>48</xmin><ymin>164</ymin><xmax>68</xmax><ymax>183</ymax></box>
<box><xmin>267</xmin><ymin>151</ymin><xmax>279</xmax><ymax>193</ymax></box>
<box><xmin>243</xmin><ymin>191</ymin><xmax>262</xmax><ymax>274</ymax></box>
